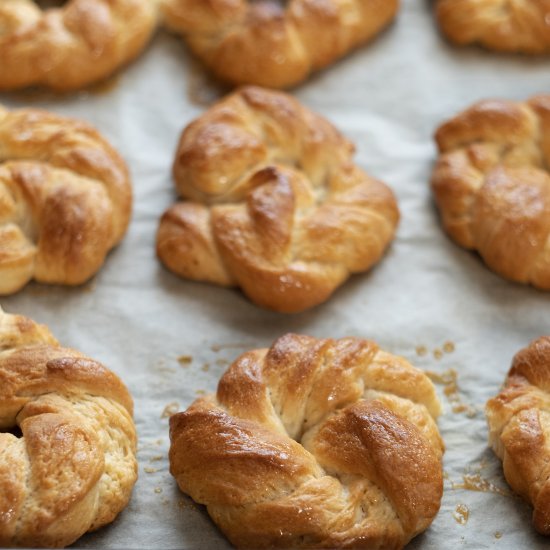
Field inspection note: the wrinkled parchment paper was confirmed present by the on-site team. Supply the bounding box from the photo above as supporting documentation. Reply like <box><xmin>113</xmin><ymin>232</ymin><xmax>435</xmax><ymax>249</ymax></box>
<box><xmin>2</xmin><ymin>1</ymin><xmax>550</xmax><ymax>548</ymax></box>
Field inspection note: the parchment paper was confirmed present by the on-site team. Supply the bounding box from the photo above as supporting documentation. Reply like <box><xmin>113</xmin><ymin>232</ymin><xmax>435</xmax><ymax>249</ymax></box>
<box><xmin>2</xmin><ymin>1</ymin><xmax>550</xmax><ymax>548</ymax></box>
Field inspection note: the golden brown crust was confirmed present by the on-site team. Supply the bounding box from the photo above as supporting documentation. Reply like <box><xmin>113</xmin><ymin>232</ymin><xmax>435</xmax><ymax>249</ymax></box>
<box><xmin>436</xmin><ymin>0</ymin><xmax>550</xmax><ymax>54</ymax></box>
<box><xmin>486</xmin><ymin>337</ymin><xmax>550</xmax><ymax>535</ymax></box>
<box><xmin>431</xmin><ymin>95</ymin><xmax>550</xmax><ymax>289</ymax></box>
<box><xmin>0</xmin><ymin>105</ymin><xmax>132</xmax><ymax>295</ymax></box>
<box><xmin>0</xmin><ymin>307</ymin><xmax>137</xmax><ymax>548</ymax></box>
<box><xmin>157</xmin><ymin>87</ymin><xmax>399</xmax><ymax>313</ymax></box>
<box><xmin>169</xmin><ymin>333</ymin><xmax>443</xmax><ymax>549</ymax></box>
<box><xmin>0</xmin><ymin>0</ymin><xmax>158</xmax><ymax>91</ymax></box>
<box><xmin>160</xmin><ymin>0</ymin><xmax>399</xmax><ymax>88</ymax></box>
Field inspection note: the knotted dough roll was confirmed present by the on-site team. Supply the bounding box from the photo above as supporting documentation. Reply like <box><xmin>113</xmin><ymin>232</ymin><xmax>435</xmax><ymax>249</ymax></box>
<box><xmin>0</xmin><ymin>0</ymin><xmax>158</xmax><ymax>91</ymax></box>
<box><xmin>0</xmin><ymin>307</ymin><xmax>137</xmax><ymax>547</ymax></box>
<box><xmin>431</xmin><ymin>95</ymin><xmax>550</xmax><ymax>289</ymax></box>
<box><xmin>486</xmin><ymin>337</ymin><xmax>550</xmax><ymax>535</ymax></box>
<box><xmin>0</xmin><ymin>104</ymin><xmax>132</xmax><ymax>295</ymax></box>
<box><xmin>436</xmin><ymin>0</ymin><xmax>550</xmax><ymax>54</ymax></box>
<box><xmin>170</xmin><ymin>333</ymin><xmax>444</xmax><ymax>549</ymax></box>
<box><xmin>157</xmin><ymin>86</ymin><xmax>399</xmax><ymax>313</ymax></box>
<box><xmin>160</xmin><ymin>0</ymin><xmax>399</xmax><ymax>88</ymax></box>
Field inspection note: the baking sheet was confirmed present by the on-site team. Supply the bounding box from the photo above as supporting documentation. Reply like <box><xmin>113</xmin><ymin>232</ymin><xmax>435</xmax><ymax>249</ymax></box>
<box><xmin>2</xmin><ymin>1</ymin><xmax>550</xmax><ymax>548</ymax></box>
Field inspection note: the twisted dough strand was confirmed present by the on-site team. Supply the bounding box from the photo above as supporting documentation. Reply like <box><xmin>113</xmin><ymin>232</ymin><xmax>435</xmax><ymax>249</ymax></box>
<box><xmin>436</xmin><ymin>0</ymin><xmax>550</xmax><ymax>53</ymax></box>
<box><xmin>170</xmin><ymin>334</ymin><xmax>443</xmax><ymax>549</ymax></box>
<box><xmin>157</xmin><ymin>87</ymin><xmax>399</xmax><ymax>312</ymax></box>
<box><xmin>0</xmin><ymin>105</ymin><xmax>132</xmax><ymax>295</ymax></box>
<box><xmin>160</xmin><ymin>0</ymin><xmax>399</xmax><ymax>88</ymax></box>
<box><xmin>0</xmin><ymin>0</ymin><xmax>158</xmax><ymax>91</ymax></box>
<box><xmin>0</xmin><ymin>308</ymin><xmax>137</xmax><ymax>548</ymax></box>
<box><xmin>431</xmin><ymin>95</ymin><xmax>550</xmax><ymax>288</ymax></box>
<box><xmin>486</xmin><ymin>337</ymin><xmax>550</xmax><ymax>534</ymax></box>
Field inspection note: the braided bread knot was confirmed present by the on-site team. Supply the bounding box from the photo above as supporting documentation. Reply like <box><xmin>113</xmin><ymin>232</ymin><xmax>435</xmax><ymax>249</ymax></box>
<box><xmin>0</xmin><ymin>0</ymin><xmax>158</xmax><ymax>91</ymax></box>
<box><xmin>486</xmin><ymin>337</ymin><xmax>550</xmax><ymax>535</ymax></box>
<box><xmin>160</xmin><ymin>0</ymin><xmax>399</xmax><ymax>88</ymax></box>
<box><xmin>0</xmin><ymin>105</ymin><xmax>132</xmax><ymax>295</ymax></box>
<box><xmin>436</xmin><ymin>0</ymin><xmax>550</xmax><ymax>54</ymax></box>
<box><xmin>0</xmin><ymin>308</ymin><xmax>137</xmax><ymax>548</ymax></box>
<box><xmin>157</xmin><ymin>87</ymin><xmax>399</xmax><ymax>312</ymax></box>
<box><xmin>431</xmin><ymin>95</ymin><xmax>550</xmax><ymax>288</ymax></box>
<box><xmin>170</xmin><ymin>334</ymin><xmax>444</xmax><ymax>549</ymax></box>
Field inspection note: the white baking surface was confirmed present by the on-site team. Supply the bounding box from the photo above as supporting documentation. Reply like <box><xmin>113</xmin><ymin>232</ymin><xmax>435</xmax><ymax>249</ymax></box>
<box><xmin>2</xmin><ymin>1</ymin><xmax>550</xmax><ymax>548</ymax></box>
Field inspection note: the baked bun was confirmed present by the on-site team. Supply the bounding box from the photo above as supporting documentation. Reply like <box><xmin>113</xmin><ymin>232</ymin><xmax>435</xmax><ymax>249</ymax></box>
<box><xmin>0</xmin><ymin>307</ymin><xmax>137</xmax><ymax>548</ymax></box>
<box><xmin>157</xmin><ymin>86</ymin><xmax>399</xmax><ymax>313</ymax></box>
<box><xmin>431</xmin><ymin>95</ymin><xmax>550</xmax><ymax>289</ymax></box>
<box><xmin>0</xmin><ymin>0</ymin><xmax>157</xmax><ymax>91</ymax></box>
<box><xmin>0</xmin><ymin>104</ymin><xmax>132</xmax><ymax>295</ymax></box>
<box><xmin>160</xmin><ymin>0</ymin><xmax>399</xmax><ymax>88</ymax></box>
<box><xmin>169</xmin><ymin>333</ymin><xmax>444</xmax><ymax>549</ymax></box>
<box><xmin>435</xmin><ymin>0</ymin><xmax>550</xmax><ymax>54</ymax></box>
<box><xmin>486</xmin><ymin>337</ymin><xmax>550</xmax><ymax>535</ymax></box>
